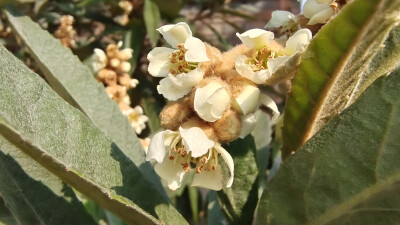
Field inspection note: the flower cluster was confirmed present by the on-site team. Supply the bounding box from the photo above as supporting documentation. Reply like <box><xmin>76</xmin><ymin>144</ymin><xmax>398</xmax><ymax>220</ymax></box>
<box><xmin>93</xmin><ymin>42</ymin><xmax>148</xmax><ymax>134</ymax></box>
<box><xmin>146</xmin><ymin>22</ymin><xmax>311</xmax><ymax>190</ymax></box>
<box><xmin>54</xmin><ymin>15</ymin><xmax>77</xmax><ymax>48</ymax></box>
<box><xmin>265</xmin><ymin>0</ymin><xmax>346</xmax><ymax>36</ymax></box>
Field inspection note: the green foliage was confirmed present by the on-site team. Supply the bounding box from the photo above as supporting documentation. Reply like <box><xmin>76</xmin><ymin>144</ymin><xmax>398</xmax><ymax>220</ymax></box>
<box><xmin>257</xmin><ymin>67</ymin><xmax>400</xmax><ymax>225</ymax></box>
<box><xmin>282</xmin><ymin>0</ymin><xmax>400</xmax><ymax>158</ymax></box>
<box><xmin>0</xmin><ymin>142</ymin><xmax>97</xmax><ymax>225</ymax></box>
<box><xmin>144</xmin><ymin>0</ymin><xmax>161</xmax><ymax>47</ymax></box>
<box><xmin>0</xmin><ymin>45</ymin><xmax>187</xmax><ymax>225</ymax></box>
<box><xmin>219</xmin><ymin>136</ymin><xmax>259</xmax><ymax>225</ymax></box>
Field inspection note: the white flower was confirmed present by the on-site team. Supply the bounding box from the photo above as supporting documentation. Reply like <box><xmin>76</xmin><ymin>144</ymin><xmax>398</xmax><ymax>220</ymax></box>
<box><xmin>238</xmin><ymin>94</ymin><xmax>280</xmax><ymax>139</ymax></box>
<box><xmin>92</xmin><ymin>48</ymin><xmax>107</xmax><ymax>72</ymax></box>
<box><xmin>146</xmin><ymin>127</ymin><xmax>234</xmax><ymax>191</ymax></box>
<box><xmin>265</xmin><ymin>10</ymin><xmax>299</xmax><ymax>35</ymax></box>
<box><xmin>235</xmin><ymin>28</ymin><xmax>312</xmax><ymax>84</ymax></box>
<box><xmin>122</xmin><ymin>106</ymin><xmax>149</xmax><ymax>134</ymax></box>
<box><xmin>147</xmin><ymin>22</ymin><xmax>209</xmax><ymax>101</ymax></box>
<box><xmin>194</xmin><ymin>81</ymin><xmax>230</xmax><ymax>122</ymax></box>
<box><xmin>303</xmin><ymin>0</ymin><xmax>335</xmax><ymax>25</ymax></box>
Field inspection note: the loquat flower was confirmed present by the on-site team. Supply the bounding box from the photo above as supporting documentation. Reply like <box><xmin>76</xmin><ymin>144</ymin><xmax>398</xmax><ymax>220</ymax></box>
<box><xmin>147</xmin><ymin>22</ymin><xmax>210</xmax><ymax>101</ymax></box>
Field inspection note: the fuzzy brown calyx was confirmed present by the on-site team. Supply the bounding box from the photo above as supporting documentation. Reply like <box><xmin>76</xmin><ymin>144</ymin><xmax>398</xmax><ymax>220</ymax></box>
<box><xmin>160</xmin><ymin>97</ymin><xmax>193</xmax><ymax>131</ymax></box>
<box><xmin>201</xmin><ymin>43</ymin><xmax>223</xmax><ymax>78</ymax></box>
<box><xmin>211</xmin><ymin>109</ymin><xmax>241</xmax><ymax>143</ymax></box>
<box><xmin>216</xmin><ymin>44</ymin><xmax>252</xmax><ymax>74</ymax></box>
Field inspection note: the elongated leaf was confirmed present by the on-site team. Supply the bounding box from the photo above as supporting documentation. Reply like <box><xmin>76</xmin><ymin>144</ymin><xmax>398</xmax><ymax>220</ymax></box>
<box><xmin>219</xmin><ymin>136</ymin><xmax>259</xmax><ymax>225</ymax></box>
<box><xmin>3</xmin><ymin>7</ymin><xmax>142</xmax><ymax>166</ymax></box>
<box><xmin>4</xmin><ymin>7</ymin><xmax>165</xmax><ymax>195</ymax></box>
<box><xmin>143</xmin><ymin>0</ymin><xmax>161</xmax><ymax>47</ymax></box>
<box><xmin>282</xmin><ymin>0</ymin><xmax>400</xmax><ymax>158</ymax></box>
<box><xmin>257</xmin><ymin>67</ymin><xmax>400</xmax><ymax>225</ymax></box>
<box><xmin>0</xmin><ymin>144</ymin><xmax>97</xmax><ymax>225</ymax></box>
<box><xmin>0</xmin><ymin>45</ymin><xmax>187</xmax><ymax>225</ymax></box>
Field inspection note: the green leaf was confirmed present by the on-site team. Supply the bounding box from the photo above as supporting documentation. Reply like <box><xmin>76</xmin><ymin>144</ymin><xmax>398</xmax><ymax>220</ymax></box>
<box><xmin>143</xmin><ymin>0</ymin><xmax>161</xmax><ymax>47</ymax></box>
<box><xmin>0</xmin><ymin>197</ymin><xmax>17</xmax><ymax>225</ymax></box>
<box><xmin>257</xmin><ymin>67</ymin><xmax>400</xmax><ymax>225</ymax></box>
<box><xmin>0</xmin><ymin>145</ymin><xmax>97</xmax><ymax>225</ymax></box>
<box><xmin>4</xmin><ymin>6</ymin><xmax>164</xmax><ymax>193</ymax></box>
<box><xmin>123</xmin><ymin>24</ymin><xmax>145</xmax><ymax>73</ymax></box>
<box><xmin>282</xmin><ymin>0</ymin><xmax>400</xmax><ymax>158</ymax></box>
<box><xmin>207</xmin><ymin>191</ymin><xmax>226</xmax><ymax>225</ymax></box>
<box><xmin>0</xmin><ymin>45</ymin><xmax>187</xmax><ymax>225</ymax></box>
<box><xmin>219</xmin><ymin>136</ymin><xmax>259</xmax><ymax>225</ymax></box>
<box><xmin>346</xmin><ymin>26</ymin><xmax>400</xmax><ymax>104</ymax></box>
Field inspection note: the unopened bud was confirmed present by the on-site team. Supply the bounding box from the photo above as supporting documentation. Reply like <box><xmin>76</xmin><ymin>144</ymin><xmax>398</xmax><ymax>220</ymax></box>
<box><xmin>160</xmin><ymin>98</ymin><xmax>193</xmax><ymax>131</ymax></box>
<box><xmin>118</xmin><ymin>48</ymin><xmax>133</xmax><ymax>61</ymax></box>
<box><xmin>119</xmin><ymin>61</ymin><xmax>131</xmax><ymax>73</ymax></box>
<box><xmin>212</xmin><ymin>109</ymin><xmax>241</xmax><ymax>143</ymax></box>
<box><xmin>97</xmin><ymin>69</ymin><xmax>117</xmax><ymax>86</ymax></box>
<box><xmin>110</xmin><ymin>58</ymin><xmax>121</xmax><ymax>68</ymax></box>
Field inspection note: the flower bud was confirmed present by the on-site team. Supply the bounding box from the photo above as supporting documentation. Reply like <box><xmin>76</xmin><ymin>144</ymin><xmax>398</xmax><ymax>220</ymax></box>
<box><xmin>193</xmin><ymin>78</ymin><xmax>231</xmax><ymax>122</ymax></box>
<box><xmin>160</xmin><ymin>98</ymin><xmax>193</xmax><ymax>131</ymax></box>
<box><xmin>109</xmin><ymin>58</ymin><xmax>121</xmax><ymax>68</ymax></box>
<box><xmin>97</xmin><ymin>69</ymin><xmax>117</xmax><ymax>86</ymax></box>
<box><xmin>118</xmin><ymin>48</ymin><xmax>133</xmax><ymax>61</ymax></box>
<box><xmin>212</xmin><ymin>109</ymin><xmax>241</xmax><ymax>143</ymax></box>
<box><xmin>118</xmin><ymin>61</ymin><xmax>131</xmax><ymax>73</ymax></box>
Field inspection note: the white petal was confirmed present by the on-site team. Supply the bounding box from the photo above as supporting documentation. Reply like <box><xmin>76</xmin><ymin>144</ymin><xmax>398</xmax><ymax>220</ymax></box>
<box><xmin>236</xmin><ymin>29</ymin><xmax>274</xmax><ymax>50</ymax></box>
<box><xmin>214</xmin><ymin>145</ymin><xmax>234</xmax><ymax>188</ymax></box>
<box><xmin>265</xmin><ymin>10</ymin><xmax>296</xmax><ymax>28</ymax></box>
<box><xmin>303</xmin><ymin>0</ymin><xmax>331</xmax><ymax>19</ymax></box>
<box><xmin>157</xmin><ymin>67</ymin><xmax>203</xmax><ymax>101</ymax></box>
<box><xmin>267</xmin><ymin>56</ymin><xmax>290</xmax><ymax>74</ymax></box>
<box><xmin>285</xmin><ymin>28</ymin><xmax>312</xmax><ymax>55</ymax></box>
<box><xmin>239</xmin><ymin>113</ymin><xmax>257</xmax><ymax>138</ymax></box>
<box><xmin>235</xmin><ymin>55</ymin><xmax>271</xmax><ymax>84</ymax></box>
<box><xmin>307</xmin><ymin>8</ymin><xmax>335</xmax><ymax>25</ymax></box>
<box><xmin>157</xmin><ymin>22</ymin><xmax>192</xmax><ymax>48</ymax></box>
<box><xmin>184</xmin><ymin>37</ymin><xmax>210</xmax><ymax>62</ymax></box>
<box><xmin>191</xmin><ymin>166</ymin><xmax>223</xmax><ymax>191</ymax></box>
<box><xmin>154</xmin><ymin>154</ymin><xmax>186</xmax><ymax>190</ymax></box>
<box><xmin>259</xmin><ymin>94</ymin><xmax>280</xmax><ymax>121</ymax></box>
<box><xmin>146</xmin><ymin>131</ymin><xmax>167</xmax><ymax>163</ymax></box>
<box><xmin>92</xmin><ymin>48</ymin><xmax>107</xmax><ymax>71</ymax></box>
<box><xmin>147</xmin><ymin>47</ymin><xmax>174</xmax><ymax>77</ymax></box>
<box><xmin>233</xmin><ymin>84</ymin><xmax>260</xmax><ymax>115</ymax></box>
<box><xmin>194</xmin><ymin>81</ymin><xmax>230</xmax><ymax>122</ymax></box>
<box><xmin>179</xmin><ymin>127</ymin><xmax>214</xmax><ymax>157</ymax></box>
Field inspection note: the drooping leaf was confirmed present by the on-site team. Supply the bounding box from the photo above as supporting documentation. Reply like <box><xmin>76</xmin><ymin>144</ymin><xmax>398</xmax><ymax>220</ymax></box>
<box><xmin>0</xmin><ymin>45</ymin><xmax>187</xmax><ymax>225</ymax></box>
<box><xmin>4</xmin><ymin>7</ymin><xmax>164</xmax><ymax>194</ymax></box>
<box><xmin>143</xmin><ymin>0</ymin><xmax>161</xmax><ymax>47</ymax></box>
<box><xmin>219</xmin><ymin>136</ymin><xmax>259</xmax><ymax>225</ymax></box>
<box><xmin>0</xmin><ymin>144</ymin><xmax>97</xmax><ymax>225</ymax></box>
<box><xmin>282</xmin><ymin>0</ymin><xmax>400</xmax><ymax>158</ymax></box>
<box><xmin>257</xmin><ymin>67</ymin><xmax>400</xmax><ymax>225</ymax></box>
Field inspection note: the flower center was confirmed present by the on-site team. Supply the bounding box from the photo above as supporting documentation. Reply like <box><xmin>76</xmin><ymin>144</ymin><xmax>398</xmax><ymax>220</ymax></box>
<box><xmin>168</xmin><ymin>136</ymin><xmax>217</xmax><ymax>173</ymax></box>
<box><xmin>246</xmin><ymin>47</ymin><xmax>278</xmax><ymax>72</ymax></box>
<box><xmin>169</xmin><ymin>44</ymin><xmax>198</xmax><ymax>75</ymax></box>
<box><xmin>127</xmin><ymin>110</ymin><xmax>140</xmax><ymax>123</ymax></box>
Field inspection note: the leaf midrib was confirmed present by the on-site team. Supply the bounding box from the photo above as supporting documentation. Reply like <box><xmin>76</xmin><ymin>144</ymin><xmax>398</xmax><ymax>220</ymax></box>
<box><xmin>301</xmin><ymin>0</ymin><xmax>386</xmax><ymax>146</ymax></box>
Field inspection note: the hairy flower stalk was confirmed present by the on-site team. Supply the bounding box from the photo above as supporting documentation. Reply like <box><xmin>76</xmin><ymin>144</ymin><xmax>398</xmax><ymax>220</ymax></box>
<box><xmin>146</xmin><ymin>22</ymin><xmax>311</xmax><ymax>190</ymax></box>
